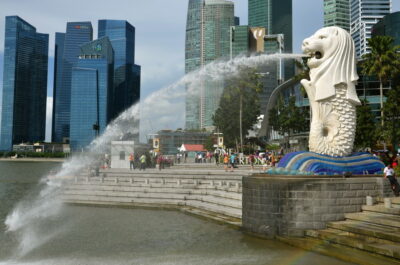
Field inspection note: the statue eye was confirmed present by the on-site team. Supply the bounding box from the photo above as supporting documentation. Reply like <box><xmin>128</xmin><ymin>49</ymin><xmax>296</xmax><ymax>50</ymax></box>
<box><xmin>319</xmin><ymin>35</ymin><xmax>326</xmax><ymax>39</ymax></box>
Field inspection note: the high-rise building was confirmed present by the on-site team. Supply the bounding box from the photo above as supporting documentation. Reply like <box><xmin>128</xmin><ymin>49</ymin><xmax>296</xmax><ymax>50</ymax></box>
<box><xmin>0</xmin><ymin>16</ymin><xmax>49</xmax><ymax>151</ymax></box>
<box><xmin>372</xmin><ymin>11</ymin><xmax>400</xmax><ymax>46</ymax></box>
<box><xmin>52</xmin><ymin>32</ymin><xmax>65</xmax><ymax>139</ymax></box>
<box><xmin>70</xmin><ymin>37</ymin><xmax>114</xmax><ymax>150</ymax></box>
<box><xmin>98</xmin><ymin>20</ymin><xmax>141</xmax><ymax>121</ymax></box>
<box><xmin>350</xmin><ymin>0</ymin><xmax>391</xmax><ymax>58</ymax></box>
<box><xmin>248</xmin><ymin>0</ymin><xmax>292</xmax><ymax>59</ymax></box>
<box><xmin>324</xmin><ymin>0</ymin><xmax>351</xmax><ymax>31</ymax></box>
<box><xmin>185</xmin><ymin>0</ymin><xmax>235</xmax><ymax>130</ymax></box>
<box><xmin>52</xmin><ymin>22</ymin><xmax>93</xmax><ymax>143</ymax></box>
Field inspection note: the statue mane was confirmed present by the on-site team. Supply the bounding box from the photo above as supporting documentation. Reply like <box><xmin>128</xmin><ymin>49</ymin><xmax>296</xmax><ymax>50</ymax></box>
<box><xmin>309</xmin><ymin>27</ymin><xmax>360</xmax><ymax>105</ymax></box>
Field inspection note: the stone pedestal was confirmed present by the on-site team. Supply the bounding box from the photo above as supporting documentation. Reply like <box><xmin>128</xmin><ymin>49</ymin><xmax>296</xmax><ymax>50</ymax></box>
<box><xmin>242</xmin><ymin>175</ymin><xmax>392</xmax><ymax>237</ymax></box>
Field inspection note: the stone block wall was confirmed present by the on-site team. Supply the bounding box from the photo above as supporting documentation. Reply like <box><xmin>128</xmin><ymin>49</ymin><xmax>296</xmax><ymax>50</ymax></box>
<box><xmin>242</xmin><ymin>175</ymin><xmax>392</xmax><ymax>237</ymax></box>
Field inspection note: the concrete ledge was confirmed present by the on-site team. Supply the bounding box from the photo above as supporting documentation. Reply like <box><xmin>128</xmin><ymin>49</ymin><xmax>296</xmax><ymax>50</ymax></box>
<box><xmin>242</xmin><ymin>175</ymin><xmax>392</xmax><ymax>237</ymax></box>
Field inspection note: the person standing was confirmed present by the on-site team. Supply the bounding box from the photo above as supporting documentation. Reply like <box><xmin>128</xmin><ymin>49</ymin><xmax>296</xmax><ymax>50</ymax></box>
<box><xmin>229</xmin><ymin>153</ymin><xmax>236</xmax><ymax>172</ymax></box>
<box><xmin>139</xmin><ymin>154</ymin><xmax>147</xmax><ymax>171</ymax></box>
<box><xmin>249</xmin><ymin>154</ymin><xmax>255</xmax><ymax>171</ymax></box>
<box><xmin>384</xmin><ymin>164</ymin><xmax>399</xmax><ymax>196</ymax></box>
<box><xmin>129</xmin><ymin>153</ymin><xmax>135</xmax><ymax>170</ymax></box>
<box><xmin>215</xmin><ymin>152</ymin><xmax>220</xmax><ymax>165</ymax></box>
<box><xmin>223</xmin><ymin>154</ymin><xmax>229</xmax><ymax>172</ymax></box>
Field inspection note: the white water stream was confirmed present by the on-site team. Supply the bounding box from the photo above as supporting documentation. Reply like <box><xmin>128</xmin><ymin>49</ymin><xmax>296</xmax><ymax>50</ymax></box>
<box><xmin>4</xmin><ymin>53</ymin><xmax>306</xmax><ymax>258</ymax></box>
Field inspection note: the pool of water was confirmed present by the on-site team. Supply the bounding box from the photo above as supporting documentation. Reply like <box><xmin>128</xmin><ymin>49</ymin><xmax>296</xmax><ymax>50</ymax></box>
<box><xmin>0</xmin><ymin>161</ymin><xmax>354</xmax><ymax>265</ymax></box>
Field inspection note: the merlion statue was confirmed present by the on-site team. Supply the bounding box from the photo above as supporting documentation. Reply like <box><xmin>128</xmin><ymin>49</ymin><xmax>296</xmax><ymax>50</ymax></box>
<box><xmin>301</xmin><ymin>26</ymin><xmax>361</xmax><ymax>157</ymax></box>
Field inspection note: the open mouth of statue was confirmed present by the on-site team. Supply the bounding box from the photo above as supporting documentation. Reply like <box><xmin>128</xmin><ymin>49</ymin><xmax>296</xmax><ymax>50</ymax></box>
<box><xmin>309</xmin><ymin>51</ymin><xmax>323</xmax><ymax>59</ymax></box>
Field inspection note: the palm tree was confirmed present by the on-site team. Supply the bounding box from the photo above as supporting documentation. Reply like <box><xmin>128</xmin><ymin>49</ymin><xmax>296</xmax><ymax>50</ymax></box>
<box><xmin>361</xmin><ymin>36</ymin><xmax>400</xmax><ymax>126</ymax></box>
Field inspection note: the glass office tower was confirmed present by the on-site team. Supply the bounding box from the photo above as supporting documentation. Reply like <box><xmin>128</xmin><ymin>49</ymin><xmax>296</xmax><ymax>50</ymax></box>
<box><xmin>185</xmin><ymin>0</ymin><xmax>235</xmax><ymax>130</ymax></box>
<box><xmin>52</xmin><ymin>22</ymin><xmax>93</xmax><ymax>143</ymax></box>
<box><xmin>0</xmin><ymin>16</ymin><xmax>49</xmax><ymax>151</ymax></box>
<box><xmin>248</xmin><ymin>0</ymin><xmax>293</xmax><ymax>79</ymax></box>
<box><xmin>350</xmin><ymin>0</ymin><xmax>391</xmax><ymax>58</ymax></box>
<box><xmin>372</xmin><ymin>11</ymin><xmax>400</xmax><ymax>46</ymax></box>
<box><xmin>70</xmin><ymin>37</ymin><xmax>114</xmax><ymax>150</ymax></box>
<box><xmin>324</xmin><ymin>0</ymin><xmax>350</xmax><ymax>31</ymax></box>
<box><xmin>98</xmin><ymin>20</ymin><xmax>141</xmax><ymax>122</ymax></box>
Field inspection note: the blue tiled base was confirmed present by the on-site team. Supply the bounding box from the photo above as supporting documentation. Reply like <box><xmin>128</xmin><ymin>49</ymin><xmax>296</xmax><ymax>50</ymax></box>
<box><xmin>269</xmin><ymin>151</ymin><xmax>384</xmax><ymax>175</ymax></box>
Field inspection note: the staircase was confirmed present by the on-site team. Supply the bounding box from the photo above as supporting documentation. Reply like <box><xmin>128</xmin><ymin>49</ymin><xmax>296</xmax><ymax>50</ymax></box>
<box><xmin>62</xmin><ymin>166</ymin><xmax>248</xmax><ymax>227</ymax></box>
<box><xmin>278</xmin><ymin>197</ymin><xmax>400</xmax><ymax>265</ymax></box>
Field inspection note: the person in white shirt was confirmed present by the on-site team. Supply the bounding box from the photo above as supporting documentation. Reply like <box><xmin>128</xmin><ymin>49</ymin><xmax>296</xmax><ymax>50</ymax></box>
<box><xmin>384</xmin><ymin>164</ymin><xmax>399</xmax><ymax>196</ymax></box>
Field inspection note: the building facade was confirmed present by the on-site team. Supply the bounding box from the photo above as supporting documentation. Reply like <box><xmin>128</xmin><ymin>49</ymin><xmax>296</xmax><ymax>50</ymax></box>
<box><xmin>185</xmin><ymin>0</ymin><xmax>235</xmax><ymax>130</ymax></box>
<box><xmin>52</xmin><ymin>22</ymin><xmax>93</xmax><ymax>143</ymax></box>
<box><xmin>248</xmin><ymin>0</ymin><xmax>293</xmax><ymax>79</ymax></box>
<box><xmin>324</xmin><ymin>0</ymin><xmax>351</xmax><ymax>31</ymax></box>
<box><xmin>69</xmin><ymin>37</ymin><xmax>114</xmax><ymax>150</ymax></box>
<box><xmin>154</xmin><ymin>130</ymin><xmax>211</xmax><ymax>155</ymax></box>
<box><xmin>98</xmin><ymin>20</ymin><xmax>141</xmax><ymax>122</ymax></box>
<box><xmin>350</xmin><ymin>0</ymin><xmax>391</xmax><ymax>58</ymax></box>
<box><xmin>372</xmin><ymin>11</ymin><xmax>400</xmax><ymax>46</ymax></box>
<box><xmin>0</xmin><ymin>16</ymin><xmax>49</xmax><ymax>151</ymax></box>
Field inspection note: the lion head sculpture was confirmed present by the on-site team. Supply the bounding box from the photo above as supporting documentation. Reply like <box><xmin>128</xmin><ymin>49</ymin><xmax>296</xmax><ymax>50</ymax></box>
<box><xmin>302</xmin><ymin>26</ymin><xmax>360</xmax><ymax>105</ymax></box>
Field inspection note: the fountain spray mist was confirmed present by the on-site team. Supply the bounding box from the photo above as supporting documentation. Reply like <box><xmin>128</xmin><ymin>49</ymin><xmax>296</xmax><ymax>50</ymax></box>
<box><xmin>4</xmin><ymin>53</ymin><xmax>305</xmax><ymax>259</ymax></box>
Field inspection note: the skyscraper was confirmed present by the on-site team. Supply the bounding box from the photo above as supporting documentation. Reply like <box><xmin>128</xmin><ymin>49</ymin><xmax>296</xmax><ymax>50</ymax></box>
<box><xmin>185</xmin><ymin>0</ymin><xmax>235</xmax><ymax>130</ymax></box>
<box><xmin>248</xmin><ymin>0</ymin><xmax>292</xmax><ymax>56</ymax></box>
<box><xmin>70</xmin><ymin>37</ymin><xmax>114</xmax><ymax>150</ymax></box>
<box><xmin>372</xmin><ymin>11</ymin><xmax>400</xmax><ymax>46</ymax></box>
<box><xmin>52</xmin><ymin>22</ymin><xmax>93</xmax><ymax>143</ymax></box>
<box><xmin>324</xmin><ymin>0</ymin><xmax>350</xmax><ymax>31</ymax></box>
<box><xmin>350</xmin><ymin>0</ymin><xmax>391</xmax><ymax>58</ymax></box>
<box><xmin>98</xmin><ymin>20</ymin><xmax>141</xmax><ymax>122</ymax></box>
<box><xmin>0</xmin><ymin>16</ymin><xmax>49</xmax><ymax>151</ymax></box>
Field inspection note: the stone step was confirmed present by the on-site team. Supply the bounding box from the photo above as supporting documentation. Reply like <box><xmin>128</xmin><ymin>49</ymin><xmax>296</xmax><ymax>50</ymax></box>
<box><xmin>67</xmin><ymin>182</ymin><xmax>242</xmax><ymax>193</ymax></box>
<box><xmin>74</xmin><ymin>177</ymin><xmax>242</xmax><ymax>187</ymax></box>
<box><xmin>345</xmin><ymin>212</ymin><xmax>400</xmax><ymax>228</ymax></box>
<box><xmin>362</xmin><ymin>204</ymin><xmax>400</xmax><ymax>215</ymax></box>
<box><xmin>65</xmin><ymin>184</ymin><xmax>242</xmax><ymax>200</ymax></box>
<box><xmin>180</xmin><ymin>207</ymin><xmax>242</xmax><ymax>228</ymax></box>
<box><xmin>305</xmin><ymin>228</ymin><xmax>400</xmax><ymax>259</ymax></box>
<box><xmin>277</xmin><ymin>236</ymin><xmax>400</xmax><ymax>265</ymax></box>
<box><xmin>328</xmin><ymin>220</ymin><xmax>400</xmax><ymax>243</ymax></box>
<box><xmin>63</xmin><ymin>194</ymin><xmax>242</xmax><ymax>219</ymax></box>
<box><xmin>63</xmin><ymin>189</ymin><xmax>242</xmax><ymax>209</ymax></box>
<box><xmin>378</xmin><ymin>197</ymin><xmax>400</xmax><ymax>205</ymax></box>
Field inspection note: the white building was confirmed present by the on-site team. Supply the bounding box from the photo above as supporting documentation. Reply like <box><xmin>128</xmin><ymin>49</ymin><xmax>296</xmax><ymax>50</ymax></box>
<box><xmin>110</xmin><ymin>141</ymin><xmax>134</xmax><ymax>169</ymax></box>
<box><xmin>350</xmin><ymin>0</ymin><xmax>391</xmax><ymax>58</ymax></box>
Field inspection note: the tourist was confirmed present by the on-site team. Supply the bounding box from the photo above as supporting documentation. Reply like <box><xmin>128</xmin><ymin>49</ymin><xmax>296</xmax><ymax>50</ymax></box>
<box><xmin>223</xmin><ymin>154</ymin><xmax>229</xmax><ymax>172</ymax></box>
<box><xmin>129</xmin><ymin>153</ymin><xmax>135</xmax><ymax>170</ymax></box>
<box><xmin>157</xmin><ymin>155</ymin><xmax>163</xmax><ymax>171</ymax></box>
<box><xmin>384</xmin><ymin>164</ymin><xmax>399</xmax><ymax>196</ymax></box>
<box><xmin>139</xmin><ymin>154</ymin><xmax>147</xmax><ymax>171</ymax></box>
<box><xmin>249</xmin><ymin>154</ymin><xmax>255</xmax><ymax>171</ymax></box>
<box><xmin>215</xmin><ymin>151</ymin><xmax>220</xmax><ymax>165</ymax></box>
<box><xmin>229</xmin><ymin>153</ymin><xmax>236</xmax><ymax>172</ymax></box>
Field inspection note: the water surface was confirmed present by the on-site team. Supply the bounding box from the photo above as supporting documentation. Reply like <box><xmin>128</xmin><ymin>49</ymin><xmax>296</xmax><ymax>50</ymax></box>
<box><xmin>0</xmin><ymin>161</ymin><xmax>354</xmax><ymax>265</ymax></box>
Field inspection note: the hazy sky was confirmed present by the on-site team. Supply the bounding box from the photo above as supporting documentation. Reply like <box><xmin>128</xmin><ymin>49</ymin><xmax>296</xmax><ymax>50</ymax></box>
<box><xmin>0</xmin><ymin>0</ymin><xmax>399</xmax><ymax>142</ymax></box>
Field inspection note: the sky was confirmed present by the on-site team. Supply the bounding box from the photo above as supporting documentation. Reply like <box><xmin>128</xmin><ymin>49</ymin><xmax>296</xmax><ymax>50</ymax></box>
<box><xmin>0</xmin><ymin>0</ymin><xmax>399</xmax><ymax>142</ymax></box>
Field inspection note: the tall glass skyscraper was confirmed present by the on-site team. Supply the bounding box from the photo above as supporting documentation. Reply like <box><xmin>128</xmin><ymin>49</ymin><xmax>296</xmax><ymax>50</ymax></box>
<box><xmin>0</xmin><ymin>16</ymin><xmax>49</xmax><ymax>151</ymax></box>
<box><xmin>350</xmin><ymin>0</ymin><xmax>391</xmax><ymax>58</ymax></box>
<box><xmin>70</xmin><ymin>37</ymin><xmax>114</xmax><ymax>150</ymax></box>
<box><xmin>185</xmin><ymin>0</ymin><xmax>235</xmax><ymax>130</ymax></box>
<box><xmin>52</xmin><ymin>22</ymin><xmax>93</xmax><ymax>143</ymax></box>
<box><xmin>248</xmin><ymin>0</ymin><xmax>293</xmax><ymax>79</ymax></box>
<box><xmin>324</xmin><ymin>0</ymin><xmax>350</xmax><ymax>31</ymax></box>
<box><xmin>98</xmin><ymin>20</ymin><xmax>141</xmax><ymax>122</ymax></box>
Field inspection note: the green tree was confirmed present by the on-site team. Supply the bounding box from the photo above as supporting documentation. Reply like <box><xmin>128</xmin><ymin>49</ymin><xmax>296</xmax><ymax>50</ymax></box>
<box><xmin>269</xmin><ymin>95</ymin><xmax>308</xmax><ymax>148</ymax></box>
<box><xmin>381</xmin><ymin>86</ymin><xmax>400</xmax><ymax>154</ymax></box>
<box><xmin>354</xmin><ymin>99</ymin><xmax>377</xmax><ymax>150</ymax></box>
<box><xmin>213</xmin><ymin>66</ymin><xmax>263</xmax><ymax>150</ymax></box>
<box><xmin>361</xmin><ymin>36</ymin><xmax>400</xmax><ymax>126</ymax></box>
